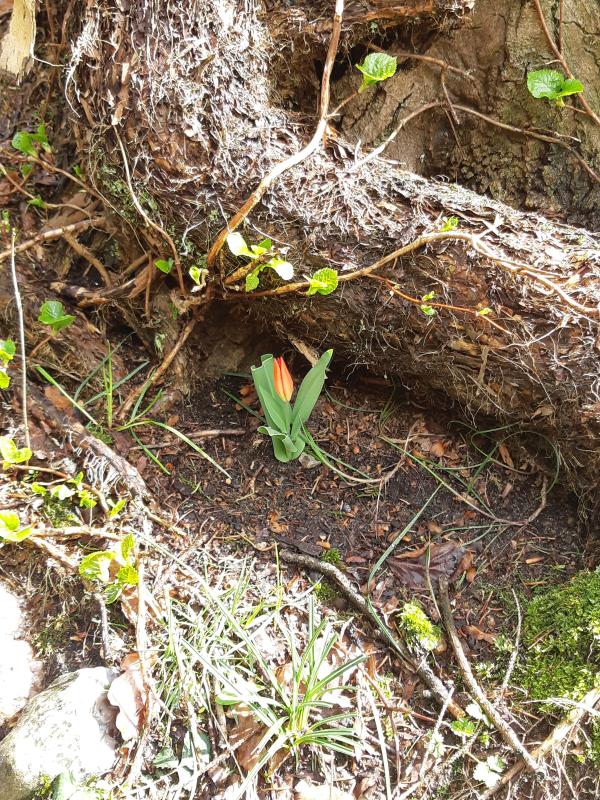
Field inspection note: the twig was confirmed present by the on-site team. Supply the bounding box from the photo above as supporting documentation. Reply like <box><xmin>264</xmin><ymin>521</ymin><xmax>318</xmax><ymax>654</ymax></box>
<box><xmin>531</xmin><ymin>0</ymin><xmax>600</xmax><ymax>128</ymax></box>
<box><xmin>94</xmin><ymin>591</ymin><xmax>112</xmax><ymax>662</ymax></box>
<box><xmin>558</xmin><ymin>0</ymin><xmax>564</xmax><ymax>53</ymax></box>
<box><xmin>481</xmin><ymin>689</ymin><xmax>600</xmax><ymax>798</ymax></box>
<box><xmin>206</xmin><ymin>0</ymin><xmax>345</xmax><ymax>267</ymax></box>
<box><xmin>438</xmin><ymin>579</ymin><xmax>538</xmax><ymax>771</ymax></box>
<box><xmin>499</xmin><ymin>589</ymin><xmax>522</xmax><ymax>699</ymax></box>
<box><xmin>62</xmin><ymin>230</ymin><xmax>113</xmax><ymax>287</ymax></box>
<box><xmin>0</xmin><ymin>216</ymin><xmax>106</xmax><ymax>263</ymax></box>
<box><xmin>27</xmin><ymin>535</ymin><xmax>78</xmax><ymax>569</ymax></box>
<box><xmin>114</xmin><ymin>131</ymin><xmax>185</xmax><ymax>293</ymax></box>
<box><xmin>279</xmin><ymin>548</ymin><xmax>464</xmax><ymax>719</ymax></box>
<box><xmin>30</xmin><ymin>525</ymin><xmax>120</xmax><ymax>540</ymax></box>
<box><xmin>7</xmin><ymin>227</ymin><xmax>30</xmax><ymax>449</ymax></box>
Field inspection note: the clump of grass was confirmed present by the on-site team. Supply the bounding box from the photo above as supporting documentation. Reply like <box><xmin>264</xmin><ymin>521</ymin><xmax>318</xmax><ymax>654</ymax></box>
<box><xmin>398</xmin><ymin>601</ymin><xmax>442</xmax><ymax>652</ymax></box>
<box><xmin>519</xmin><ymin>571</ymin><xmax>600</xmax><ymax>707</ymax></box>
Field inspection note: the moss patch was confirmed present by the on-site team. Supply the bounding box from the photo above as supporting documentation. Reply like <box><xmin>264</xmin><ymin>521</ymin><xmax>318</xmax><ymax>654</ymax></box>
<box><xmin>398</xmin><ymin>601</ymin><xmax>442</xmax><ymax>652</ymax></box>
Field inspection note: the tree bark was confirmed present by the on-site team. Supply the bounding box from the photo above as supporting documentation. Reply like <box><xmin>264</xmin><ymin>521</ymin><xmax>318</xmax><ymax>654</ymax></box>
<box><xmin>50</xmin><ymin>0</ymin><xmax>600</xmax><ymax>506</ymax></box>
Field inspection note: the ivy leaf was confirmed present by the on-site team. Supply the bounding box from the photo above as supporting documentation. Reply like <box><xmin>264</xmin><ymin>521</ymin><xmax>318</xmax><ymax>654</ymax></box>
<box><xmin>20</xmin><ymin>163</ymin><xmax>33</xmax><ymax>178</ymax></box>
<box><xmin>0</xmin><ymin>436</ymin><xmax>32</xmax><ymax>467</ymax></box>
<box><xmin>477</xmin><ymin>307</ymin><xmax>492</xmax><ymax>316</ymax></box>
<box><xmin>226</xmin><ymin>231</ymin><xmax>253</xmax><ymax>258</ymax></box>
<box><xmin>155</xmin><ymin>258</ymin><xmax>174</xmax><ymax>274</ymax></box>
<box><xmin>0</xmin><ymin>510</ymin><xmax>32</xmax><ymax>542</ymax></box>
<box><xmin>11</xmin><ymin>131</ymin><xmax>37</xmax><ymax>157</ymax></box>
<box><xmin>120</xmin><ymin>532</ymin><xmax>136</xmax><ymax>563</ymax></box>
<box><xmin>188</xmin><ymin>265</ymin><xmax>206</xmax><ymax>287</ymax></box>
<box><xmin>245</xmin><ymin>272</ymin><xmax>260</xmax><ymax>292</ymax></box>
<box><xmin>28</xmin><ymin>196</ymin><xmax>46</xmax><ymax>209</ymax></box>
<box><xmin>306</xmin><ymin>268</ymin><xmax>338</xmax><ymax>296</ymax></box>
<box><xmin>38</xmin><ymin>300</ymin><xmax>75</xmax><ymax>333</ymax></box>
<box><xmin>356</xmin><ymin>52</ymin><xmax>397</xmax><ymax>93</ymax></box>
<box><xmin>527</xmin><ymin>69</ymin><xmax>584</xmax><ymax>103</ymax></box>
<box><xmin>268</xmin><ymin>257</ymin><xmax>294</xmax><ymax>281</ymax></box>
<box><xmin>0</xmin><ymin>338</ymin><xmax>15</xmax><ymax>366</ymax></box>
<box><xmin>0</xmin><ymin>370</ymin><xmax>9</xmax><ymax>389</ymax></box>
<box><xmin>250</xmin><ymin>238</ymin><xmax>272</xmax><ymax>257</ymax></box>
<box><xmin>421</xmin><ymin>291</ymin><xmax>436</xmax><ymax>302</ymax></box>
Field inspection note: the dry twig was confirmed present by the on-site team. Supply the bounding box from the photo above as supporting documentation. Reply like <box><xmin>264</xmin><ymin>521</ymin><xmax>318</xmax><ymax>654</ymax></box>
<box><xmin>7</xmin><ymin>226</ymin><xmax>30</xmax><ymax>449</ymax></box>
<box><xmin>438</xmin><ymin>579</ymin><xmax>538</xmax><ymax>771</ymax></box>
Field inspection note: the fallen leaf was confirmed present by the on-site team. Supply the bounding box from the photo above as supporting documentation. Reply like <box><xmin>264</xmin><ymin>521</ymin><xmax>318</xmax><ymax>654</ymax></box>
<box><xmin>430</xmin><ymin>440</ymin><xmax>445</xmax><ymax>458</ymax></box>
<box><xmin>389</xmin><ymin>542</ymin><xmax>466</xmax><ymax>589</ymax></box>
<box><xmin>498</xmin><ymin>444</ymin><xmax>514</xmax><ymax>469</ymax></box>
<box><xmin>463</xmin><ymin>625</ymin><xmax>496</xmax><ymax>644</ymax></box>
<box><xmin>107</xmin><ymin>652</ymin><xmax>151</xmax><ymax>741</ymax></box>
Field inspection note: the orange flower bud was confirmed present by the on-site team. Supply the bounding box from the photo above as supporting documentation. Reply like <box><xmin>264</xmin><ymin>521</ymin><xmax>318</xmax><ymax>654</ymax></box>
<box><xmin>273</xmin><ymin>356</ymin><xmax>294</xmax><ymax>402</ymax></box>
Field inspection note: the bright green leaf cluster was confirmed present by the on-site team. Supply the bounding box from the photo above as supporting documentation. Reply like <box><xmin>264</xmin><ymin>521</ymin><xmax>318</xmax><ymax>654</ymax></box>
<box><xmin>226</xmin><ymin>232</ymin><xmax>294</xmax><ymax>292</ymax></box>
<box><xmin>0</xmin><ymin>436</ymin><xmax>32</xmax><ymax>469</ymax></box>
<box><xmin>356</xmin><ymin>52</ymin><xmax>397</xmax><ymax>93</ymax></box>
<box><xmin>79</xmin><ymin>533</ymin><xmax>138</xmax><ymax>603</ymax></box>
<box><xmin>420</xmin><ymin>291</ymin><xmax>437</xmax><ymax>317</ymax></box>
<box><xmin>0</xmin><ymin>509</ymin><xmax>32</xmax><ymax>542</ymax></box>
<box><xmin>188</xmin><ymin>264</ymin><xmax>208</xmax><ymax>292</ymax></box>
<box><xmin>0</xmin><ymin>338</ymin><xmax>15</xmax><ymax>389</ymax></box>
<box><xmin>11</xmin><ymin>123</ymin><xmax>51</xmax><ymax>158</ymax></box>
<box><xmin>527</xmin><ymin>69</ymin><xmax>584</xmax><ymax>106</ymax></box>
<box><xmin>31</xmin><ymin>471</ymin><xmax>98</xmax><ymax>510</ymax></box>
<box><xmin>38</xmin><ymin>300</ymin><xmax>75</xmax><ymax>333</ymax></box>
<box><xmin>398</xmin><ymin>601</ymin><xmax>442</xmax><ymax>652</ymax></box>
<box><xmin>251</xmin><ymin>350</ymin><xmax>332</xmax><ymax>462</ymax></box>
<box><xmin>440</xmin><ymin>216</ymin><xmax>459</xmax><ymax>232</ymax></box>
<box><xmin>306</xmin><ymin>268</ymin><xmax>338</xmax><ymax>297</ymax></box>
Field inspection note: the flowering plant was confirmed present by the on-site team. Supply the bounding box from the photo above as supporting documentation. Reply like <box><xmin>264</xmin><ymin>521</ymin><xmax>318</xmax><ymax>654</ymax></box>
<box><xmin>251</xmin><ymin>350</ymin><xmax>333</xmax><ymax>462</ymax></box>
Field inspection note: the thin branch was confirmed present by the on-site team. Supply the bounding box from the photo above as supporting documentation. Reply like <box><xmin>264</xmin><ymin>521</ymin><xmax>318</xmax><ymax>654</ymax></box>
<box><xmin>8</xmin><ymin>228</ymin><xmax>30</xmax><ymax>450</ymax></box>
<box><xmin>531</xmin><ymin>0</ymin><xmax>600</xmax><ymax>128</ymax></box>
<box><xmin>0</xmin><ymin>216</ymin><xmax>106</xmax><ymax>263</ymax></box>
<box><xmin>206</xmin><ymin>0</ymin><xmax>345</xmax><ymax>267</ymax></box>
<box><xmin>481</xmin><ymin>688</ymin><xmax>600</xmax><ymax>798</ymax></box>
<box><xmin>438</xmin><ymin>579</ymin><xmax>538</xmax><ymax>771</ymax></box>
<box><xmin>499</xmin><ymin>589</ymin><xmax>522</xmax><ymax>699</ymax></box>
<box><xmin>62</xmin><ymin>230</ymin><xmax>113</xmax><ymax>287</ymax></box>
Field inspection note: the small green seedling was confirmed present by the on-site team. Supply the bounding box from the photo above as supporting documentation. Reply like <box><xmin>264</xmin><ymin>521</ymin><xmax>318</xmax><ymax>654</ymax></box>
<box><xmin>0</xmin><ymin>436</ymin><xmax>32</xmax><ymax>468</ymax></box>
<box><xmin>188</xmin><ymin>264</ymin><xmax>208</xmax><ymax>292</ymax></box>
<box><xmin>0</xmin><ymin>338</ymin><xmax>16</xmax><ymax>389</ymax></box>
<box><xmin>398</xmin><ymin>601</ymin><xmax>442</xmax><ymax>652</ymax></box>
<box><xmin>450</xmin><ymin>717</ymin><xmax>477</xmax><ymax>739</ymax></box>
<box><xmin>38</xmin><ymin>301</ymin><xmax>75</xmax><ymax>334</ymax></box>
<box><xmin>32</xmin><ymin>472</ymin><xmax>97</xmax><ymax>510</ymax></box>
<box><xmin>306</xmin><ymin>268</ymin><xmax>338</xmax><ymax>297</ymax></box>
<box><xmin>356</xmin><ymin>52</ymin><xmax>397</xmax><ymax>93</ymax></box>
<box><xmin>11</xmin><ymin>123</ymin><xmax>51</xmax><ymax>158</ymax></box>
<box><xmin>79</xmin><ymin>533</ymin><xmax>139</xmax><ymax>603</ymax></box>
<box><xmin>28</xmin><ymin>196</ymin><xmax>46</xmax><ymax>209</ymax></box>
<box><xmin>0</xmin><ymin>510</ymin><xmax>32</xmax><ymax>542</ymax></box>
<box><xmin>527</xmin><ymin>69</ymin><xmax>584</xmax><ymax>107</ymax></box>
<box><xmin>155</xmin><ymin>258</ymin><xmax>174</xmax><ymax>274</ymax></box>
<box><xmin>440</xmin><ymin>216</ymin><xmax>459</xmax><ymax>232</ymax></box>
<box><xmin>226</xmin><ymin>232</ymin><xmax>294</xmax><ymax>291</ymax></box>
<box><xmin>420</xmin><ymin>291</ymin><xmax>437</xmax><ymax>317</ymax></box>
<box><xmin>251</xmin><ymin>350</ymin><xmax>333</xmax><ymax>462</ymax></box>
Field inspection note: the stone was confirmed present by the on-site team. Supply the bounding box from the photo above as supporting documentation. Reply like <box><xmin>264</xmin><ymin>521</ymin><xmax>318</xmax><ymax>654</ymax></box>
<box><xmin>0</xmin><ymin>667</ymin><xmax>118</xmax><ymax>800</ymax></box>
<box><xmin>0</xmin><ymin>583</ymin><xmax>43</xmax><ymax>726</ymax></box>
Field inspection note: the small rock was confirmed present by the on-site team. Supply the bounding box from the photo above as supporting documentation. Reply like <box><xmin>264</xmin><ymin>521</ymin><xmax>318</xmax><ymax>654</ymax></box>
<box><xmin>298</xmin><ymin>452</ymin><xmax>320</xmax><ymax>470</ymax></box>
<box><xmin>0</xmin><ymin>667</ymin><xmax>118</xmax><ymax>800</ymax></box>
<box><xmin>0</xmin><ymin>583</ymin><xmax>43</xmax><ymax>726</ymax></box>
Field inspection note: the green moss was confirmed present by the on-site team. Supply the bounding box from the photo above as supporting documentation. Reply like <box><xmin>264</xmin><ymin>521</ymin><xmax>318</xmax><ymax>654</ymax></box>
<box><xmin>320</xmin><ymin>547</ymin><xmax>342</xmax><ymax>566</ymax></box>
<box><xmin>398</xmin><ymin>601</ymin><xmax>442</xmax><ymax>652</ymax></box>
<box><xmin>519</xmin><ymin>571</ymin><xmax>600</xmax><ymax>706</ymax></box>
<box><xmin>519</xmin><ymin>571</ymin><xmax>600</xmax><ymax>763</ymax></box>
<box><xmin>314</xmin><ymin>578</ymin><xmax>338</xmax><ymax>603</ymax></box>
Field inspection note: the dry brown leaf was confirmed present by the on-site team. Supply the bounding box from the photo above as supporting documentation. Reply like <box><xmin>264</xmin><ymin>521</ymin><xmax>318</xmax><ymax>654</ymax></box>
<box><xmin>498</xmin><ymin>443</ymin><xmax>514</xmax><ymax>469</ymax></box>
<box><xmin>107</xmin><ymin>652</ymin><xmax>150</xmax><ymax>741</ymax></box>
<box><xmin>430</xmin><ymin>440</ymin><xmax>445</xmax><ymax>458</ymax></box>
<box><xmin>389</xmin><ymin>542</ymin><xmax>466</xmax><ymax>589</ymax></box>
<box><xmin>462</xmin><ymin>625</ymin><xmax>496</xmax><ymax>644</ymax></box>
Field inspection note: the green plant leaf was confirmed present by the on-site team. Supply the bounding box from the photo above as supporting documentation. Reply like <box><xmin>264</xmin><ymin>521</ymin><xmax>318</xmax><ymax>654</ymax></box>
<box><xmin>28</xmin><ymin>196</ymin><xmax>46</xmax><ymax>209</ymax></box>
<box><xmin>556</xmin><ymin>77</ymin><xmax>584</xmax><ymax>97</ymax></box>
<box><xmin>0</xmin><ymin>436</ymin><xmax>32</xmax><ymax>467</ymax></box>
<box><xmin>440</xmin><ymin>216</ymin><xmax>459</xmax><ymax>232</ymax></box>
<box><xmin>290</xmin><ymin>349</ymin><xmax>333</xmax><ymax>439</ymax></box>
<box><xmin>108</xmin><ymin>497</ymin><xmax>127</xmax><ymax>518</ymax></box>
<box><xmin>420</xmin><ymin>304</ymin><xmax>436</xmax><ymax>317</ymax></box>
<box><xmin>226</xmin><ymin>231</ymin><xmax>252</xmax><ymax>257</ymax></box>
<box><xmin>307</xmin><ymin>268</ymin><xmax>338</xmax><ymax>296</ymax></box>
<box><xmin>250</xmin><ymin>239</ymin><xmax>272</xmax><ymax>257</ymax></box>
<box><xmin>79</xmin><ymin>551</ymin><xmax>114</xmax><ymax>583</ymax></box>
<box><xmin>0</xmin><ymin>510</ymin><xmax>32</xmax><ymax>542</ymax></box>
<box><xmin>267</xmin><ymin>257</ymin><xmax>294</xmax><ymax>281</ymax></box>
<box><xmin>155</xmin><ymin>258</ymin><xmax>174</xmax><ymax>274</ymax></box>
<box><xmin>0</xmin><ymin>370</ymin><xmax>9</xmax><ymax>389</ymax></box>
<box><xmin>473</xmin><ymin>756</ymin><xmax>505</xmax><ymax>789</ymax></box>
<box><xmin>11</xmin><ymin>131</ymin><xmax>36</xmax><ymax>157</ymax></box>
<box><xmin>477</xmin><ymin>307</ymin><xmax>492</xmax><ymax>316</ymax></box>
<box><xmin>450</xmin><ymin>718</ymin><xmax>477</xmax><ymax>738</ymax></box>
<box><xmin>188</xmin><ymin>265</ymin><xmax>207</xmax><ymax>287</ymax></box>
<box><xmin>421</xmin><ymin>291</ymin><xmax>436</xmax><ymax>302</ymax></box>
<box><xmin>245</xmin><ymin>272</ymin><xmax>260</xmax><ymax>292</ymax></box>
<box><xmin>20</xmin><ymin>163</ymin><xmax>33</xmax><ymax>178</ymax></box>
<box><xmin>251</xmin><ymin>354</ymin><xmax>292</xmax><ymax>434</ymax></box>
<box><xmin>356</xmin><ymin>52</ymin><xmax>397</xmax><ymax>92</ymax></box>
<box><xmin>527</xmin><ymin>69</ymin><xmax>583</xmax><ymax>101</ymax></box>
<box><xmin>38</xmin><ymin>300</ymin><xmax>75</xmax><ymax>333</ymax></box>
<box><xmin>120</xmin><ymin>532</ymin><xmax>136</xmax><ymax>563</ymax></box>
<box><xmin>117</xmin><ymin>563</ymin><xmax>139</xmax><ymax>586</ymax></box>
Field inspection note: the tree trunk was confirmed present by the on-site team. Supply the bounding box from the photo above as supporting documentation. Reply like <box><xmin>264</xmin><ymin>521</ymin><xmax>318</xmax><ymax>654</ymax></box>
<box><xmin>49</xmin><ymin>0</ymin><xmax>600</xmax><ymax>506</ymax></box>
